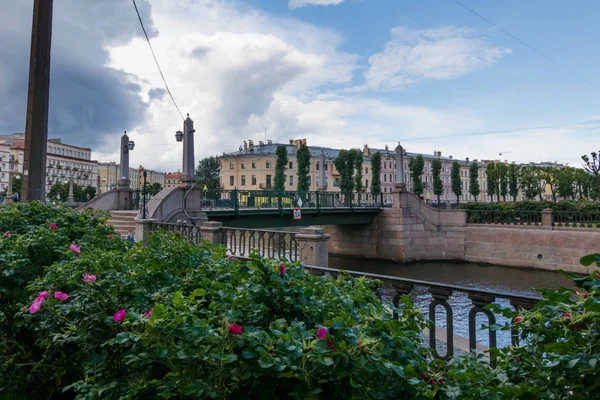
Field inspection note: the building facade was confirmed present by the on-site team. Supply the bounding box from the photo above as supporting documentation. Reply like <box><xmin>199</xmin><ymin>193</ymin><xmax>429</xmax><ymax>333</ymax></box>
<box><xmin>165</xmin><ymin>172</ymin><xmax>182</xmax><ymax>188</ymax></box>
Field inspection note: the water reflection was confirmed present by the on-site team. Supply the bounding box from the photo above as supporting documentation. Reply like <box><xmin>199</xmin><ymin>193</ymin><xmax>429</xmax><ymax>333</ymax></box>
<box><xmin>329</xmin><ymin>255</ymin><xmax>576</xmax><ymax>349</ymax></box>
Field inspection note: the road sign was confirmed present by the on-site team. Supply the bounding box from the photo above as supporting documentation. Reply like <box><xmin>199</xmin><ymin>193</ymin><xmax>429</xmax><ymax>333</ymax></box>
<box><xmin>297</xmin><ymin>198</ymin><xmax>303</xmax><ymax>208</ymax></box>
<box><xmin>426</xmin><ymin>192</ymin><xmax>431</xmax><ymax>199</ymax></box>
<box><xmin>203</xmin><ymin>185</ymin><xmax>208</xmax><ymax>191</ymax></box>
<box><xmin>293</xmin><ymin>208</ymin><xmax>302</xmax><ymax>220</ymax></box>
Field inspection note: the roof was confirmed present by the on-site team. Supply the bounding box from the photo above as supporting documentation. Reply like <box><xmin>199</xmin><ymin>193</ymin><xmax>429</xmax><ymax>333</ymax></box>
<box><xmin>166</xmin><ymin>172</ymin><xmax>181</xmax><ymax>179</ymax></box>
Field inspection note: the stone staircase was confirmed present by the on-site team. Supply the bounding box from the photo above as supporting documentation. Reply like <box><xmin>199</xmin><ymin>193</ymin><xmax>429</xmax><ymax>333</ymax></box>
<box><xmin>107</xmin><ymin>210</ymin><xmax>139</xmax><ymax>237</ymax></box>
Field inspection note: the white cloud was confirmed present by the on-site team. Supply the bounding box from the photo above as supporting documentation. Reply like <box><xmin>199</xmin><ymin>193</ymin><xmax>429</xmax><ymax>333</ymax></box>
<box><xmin>289</xmin><ymin>0</ymin><xmax>346</xmax><ymax>10</ymax></box>
<box><xmin>362</xmin><ymin>26</ymin><xmax>511</xmax><ymax>90</ymax></box>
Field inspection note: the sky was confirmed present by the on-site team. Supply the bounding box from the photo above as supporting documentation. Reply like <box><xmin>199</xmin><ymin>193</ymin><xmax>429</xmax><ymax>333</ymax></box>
<box><xmin>1</xmin><ymin>0</ymin><xmax>599</xmax><ymax>172</ymax></box>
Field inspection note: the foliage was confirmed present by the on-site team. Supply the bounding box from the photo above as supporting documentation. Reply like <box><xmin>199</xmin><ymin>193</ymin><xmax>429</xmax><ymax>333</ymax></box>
<box><xmin>451</xmin><ymin>161</ymin><xmax>462</xmax><ymax>203</ymax></box>
<box><xmin>370</xmin><ymin>151</ymin><xmax>382</xmax><ymax>194</ymax></box>
<box><xmin>508</xmin><ymin>164</ymin><xmax>520</xmax><ymax>201</ymax></box>
<box><xmin>457</xmin><ymin>199</ymin><xmax>600</xmax><ymax>212</ymax></box>
<box><xmin>557</xmin><ymin>166</ymin><xmax>577</xmax><ymax>200</ymax></box>
<box><xmin>196</xmin><ymin>156</ymin><xmax>220</xmax><ymax>190</ymax></box>
<box><xmin>354</xmin><ymin>151</ymin><xmax>364</xmax><ymax>192</ymax></box>
<box><xmin>47</xmin><ymin>182</ymin><xmax>97</xmax><ymax>202</ymax></box>
<box><xmin>408</xmin><ymin>155</ymin><xmax>424</xmax><ymax>196</ymax></box>
<box><xmin>582</xmin><ymin>151</ymin><xmax>600</xmax><ymax>176</ymax></box>
<box><xmin>296</xmin><ymin>144</ymin><xmax>311</xmax><ymax>193</ymax></box>
<box><xmin>496</xmin><ymin>163</ymin><xmax>509</xmax><ymax>202</ymax></box>
<box><xmin>468</xmin><ymin>162</ymin><xmax>480</xmax><ymax>201</ymax></box>
<box><xmin>274</xmin><ymin>146</ymin><xmax>289</xmax><ymax>192</ymax></box>
<box><xmin>333</xmin><ymin>149</ymin><xmax>358</xmax><ymax>196</ymax></box>
<box><xmin>485</xmin><ymin>162</ymin><xmax>497</xmax><ymax>202</ymax></box>
<box><xmin>148</xmin><ymin>182</ymin><xmax>163</xmax><ymax>192</ymax></box>
<box><xmin>519</xmin><ymin>166</ymin><xmax>543</xmax><ymax>201</ymax></box>
<box><xmin>1</xmin><ymin>173</ymin><xmax>22</xmax><ymax>199</ymax></box>
<box><xmin>1</xmin><ymin>203</ymin><xmax>436</xmax><ymax>399</ymax></box>
<box><xmin>431</xmin><ymin>158</ymin><xmax>443</xmax><ymax>204</ymax></box>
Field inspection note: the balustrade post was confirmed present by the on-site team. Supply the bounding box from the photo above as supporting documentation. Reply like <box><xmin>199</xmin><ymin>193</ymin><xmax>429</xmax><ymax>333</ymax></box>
<box><xmin>200</xmin><ymin>221</ymin><xmax>224</xmax><ymax>246</ymax></box>
<box><xmin>541</xmin><ymin>208</ymin><xmax>553</xmax><ymax>230</ymax></box>
<box><xmin>468</xmin><ymin>293</ymin><xmax>497</xmax><ymax>366</ymax></box>
<box><xmin>134</xmin><ymin>217</ymin><xmax>156</xmax><ymax>244</ymax></box>
<box><xmin>392</xmin><ymin>283</ymin><xmax>414</xmax><ymax>320</ymax></box>
<box><xmin>295</xmin><ymin>227</ymin><xmax>331</xmax><ymax>267</ymax></box>
<box><xmin>428</xmin><ymin>287</ymin><xmax>454</xmax><ymax>360</ymax></box>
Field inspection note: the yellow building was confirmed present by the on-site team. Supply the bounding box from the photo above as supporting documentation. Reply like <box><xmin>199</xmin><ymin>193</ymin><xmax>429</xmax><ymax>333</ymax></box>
<box><xmin>165</xmin><ymin>172</ymin><xmax>182</xmax><ymax>188</ymax></box>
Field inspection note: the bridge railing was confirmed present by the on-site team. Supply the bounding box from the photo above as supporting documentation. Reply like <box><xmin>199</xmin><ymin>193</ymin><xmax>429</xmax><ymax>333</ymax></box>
<box><xmin>220</xmin><ymin>227</ymin><xmax>299</xmax><ymax>261</ymax></box>
<box><xmin>149</xmin><ymin>221</ymin><xmax>204</xmax><ymax>244</ymax></box>
<box><xmin>466</xmin><ymin>209</ymin><xmax>542</xmax><ymax>226</ymax></box>
<box><xmin>303</xmin><ymin>265</ymin><xmax>539</xmax><ymax>366</ymax></box>
<box><xmin>199</xmin><ymin>189</ymin><xmax>388</xmax><ymax>211</ymax></box>
<box><xmin>553</xmin><ymin>211</ymin><xmax>600</xmax><ymax>228</ymax></box>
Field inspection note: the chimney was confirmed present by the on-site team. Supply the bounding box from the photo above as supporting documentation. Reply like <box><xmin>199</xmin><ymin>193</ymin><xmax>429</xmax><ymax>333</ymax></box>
<box><xmin>248</xmin><ymin>140</ymin><xmax>254</xmax><ymax>151</ymax></box>
<box><xmin>438</xmin><ymin>151</ymin><xmax>442</xmax><ymax>157</ymax></box>
<box><xmin>363</xmin><ymin>144</ymin><xmax>369</xmax><ymax>157</ymax></box>
<box><xmin>449</xmin><ymin>155</ymin><xmax>453</xmax><ymax>159</ymax></box>
<box><xmin>385</xmin><ymin>145</ymin><xmax>389</xmax><ymax>151</ymax></box>
<box><xmin>289</xmin><ymin>139</ymin><xmax>294</xmax><ymax>145</ymax></box>
<box><xmin>243</xmin><ymin>141</ymin><xmax>248</xmax><ymax>151</ymax></box>
<box><xmin>259</xmin><ymin>140</ymin><xmax>264</xmax><ymax>146</ymax></box>
<box><xmin>473</xmin><ymin>159</ymin><xmax>478</xmax><ymax>163</ymax></box>
<box><xmin>267</xmin><ymin>139</ymin><xmax>272</xmax><ymax>145</ymax></box>
<box><xmin>433</xmin><ymin>149</ymin><xmax>437</xmax><ymax>156</ymax></box>
<box><xmin>466</xmin><ymin>157</ymin><xmax>469</xmax><ymax>162</ymax></box>
<box><xmin>302</xmin><ymin>138</ymin><xmax>307</xmax><ymax>145</ymax></box>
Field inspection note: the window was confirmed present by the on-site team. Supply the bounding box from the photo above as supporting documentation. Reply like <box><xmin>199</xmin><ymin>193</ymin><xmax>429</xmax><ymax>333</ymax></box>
<box><xmin>325</xmin><ymin>163</ymin><xmax>328</xmax><ymax>171</ymax></box>
<box><xmin>241</xmin><ymin>161</ymin><xmax>246</xmax><ymax>169</ymax></box>
<box><xmin>241</xmin><ymin>175</ymin><xmax>246</xmax><ymax>186</ymax></box>
<box><xmin>266</xmin><ymin>175</ymin><xmax>272</xmax><ymax>188</ymax></box>
<box><xmin>251</xmin><ymin>175</ymin><xmax>257</xmax><ymax>185</ymax></box>
<box><xmin>230</xmin><ymin>162</ymin><xmax>234</xmax><ymax>169</ymax></box>
<box><xmin>252</xmin><ymin>161</ymin><xmax>256</xmax><ymax>169</ymax></box>
<box><xmin>384</xmin><ymin>174</ymin><xmax>387</xmax><ymax>182</ymax></box>
<box><xmin>316</xmin><ymin>176</ymin><xmax>319</xmax><ymax>186</ymax></box>
<box><xmin>384</xmin><ymin>187</ymin><xmax>387</xmax><ymax>193</ymax></box>
<box><xmin>289</xmin><ymin>175</ymin><xmax>293</xmax><ymax>186</ymax></box>
<box><xmin>365</xmin><ymin>179</ymin><xmax>369</xmax><ymax>188</ymax></box>
<box><xmin>316</xmin><ymin>162</ymin><xmax>319</xmax><ymax>171</ymax></box>
<box><xmin>333</xmin><ymin>178</ymin><xmax>340</xmax><ymax>187</ymax></box>
<box><xmin>266</xmin><ymin>161</ymin><xmax>272</xmax><ymax>168</ymax></box>
<box><xmin>365</xmin><ymin>167</ymin><xmax>368</xmax><ymax>174</ymax></box>
<box><xmin>383</xmin><ymin>162</ymin><xmax>386</xmax><ymax>169</ymax></box>
<box><xmin>229</xmin><ymin>176</ymin><xmax>234</xmax><ymax>186</ymax></box>
<box><xmin>289</xmin><ymin>162</ymin><xmax>293</xmax><ymax>169</ymax></box>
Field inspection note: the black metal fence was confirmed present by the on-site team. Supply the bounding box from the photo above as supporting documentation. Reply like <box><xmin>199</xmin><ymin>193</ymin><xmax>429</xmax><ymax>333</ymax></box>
<box><xmin>466</xmin><ymin>210</ymin><xmax>542</xmax><ymax>226</ymax></box>
<box><xmin>304</xmin><ymin>265</ymin><xmax>539</xmax><ymax>366</ymax></box>
<box><xmin>553</xmin><ymin>211</ymin><xmax>600</xmax><ymax>228</ymax></box>
<box><xmin>220</xmin><ymin>227</ymin><xmax>299</xmax><ymax>261</ymax></box>
<box><xmin>200</xmin><ymin>189</ymin><xmax>391</xmax><ymax>212</ymax></box>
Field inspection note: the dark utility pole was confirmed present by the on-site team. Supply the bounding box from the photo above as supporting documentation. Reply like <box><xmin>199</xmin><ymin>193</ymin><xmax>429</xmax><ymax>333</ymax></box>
<box><xmin>22</xmin><ymin>0</ymin><xmax>54</xmax><ymax>202</ymax></box>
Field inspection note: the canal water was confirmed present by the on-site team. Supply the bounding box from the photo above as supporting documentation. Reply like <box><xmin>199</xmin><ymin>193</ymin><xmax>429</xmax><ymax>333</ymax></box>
<box><xmin>328</xmin><ymin>255</ymin><xmax>577</xmax><ymax>349</ymax></box>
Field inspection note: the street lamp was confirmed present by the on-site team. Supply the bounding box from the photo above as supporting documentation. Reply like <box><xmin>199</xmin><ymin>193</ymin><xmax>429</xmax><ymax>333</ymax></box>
<box><xmin>175</xmin><ymin>130</ymin><xmax>183</xmax><ymax>142</ymax></box>
<box><xmin>127</xmin><ymin>140</ymin><xmax>135</xmax><ymax>151</ymax></box>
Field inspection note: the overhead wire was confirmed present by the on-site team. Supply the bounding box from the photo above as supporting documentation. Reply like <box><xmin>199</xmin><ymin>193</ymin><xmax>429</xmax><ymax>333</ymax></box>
<box><xmin>450</xmin><ymin>0</ymin><xmax>600</xmax><ymax>91</ymax></box>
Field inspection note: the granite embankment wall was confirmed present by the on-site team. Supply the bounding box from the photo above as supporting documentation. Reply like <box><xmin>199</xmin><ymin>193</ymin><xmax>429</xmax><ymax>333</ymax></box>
<box><xmin>323</xmin><ymin>191</ymin><xmax>600</xmax><ymax>275</ymax></box>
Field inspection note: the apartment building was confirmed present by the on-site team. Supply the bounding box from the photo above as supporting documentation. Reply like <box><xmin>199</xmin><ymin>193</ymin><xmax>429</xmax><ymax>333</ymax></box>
<box><xmin>165</xmin><ymin>172</ymin><xmax>182</xmax><ymax>188</ymax></box>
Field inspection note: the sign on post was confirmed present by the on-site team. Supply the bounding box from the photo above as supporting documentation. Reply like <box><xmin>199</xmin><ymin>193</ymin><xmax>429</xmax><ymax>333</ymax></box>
<box><xmin>293</xmin><ymin>208</ymin><xmax>302</xmax><ymax>220</ymax></box>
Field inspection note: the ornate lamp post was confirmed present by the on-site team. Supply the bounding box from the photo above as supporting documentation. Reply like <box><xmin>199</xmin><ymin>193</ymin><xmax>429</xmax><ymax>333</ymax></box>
<box><xmin>119</xmin><ymin>131</ymin><xmax>135</xmax><ymax>188</ymax></box>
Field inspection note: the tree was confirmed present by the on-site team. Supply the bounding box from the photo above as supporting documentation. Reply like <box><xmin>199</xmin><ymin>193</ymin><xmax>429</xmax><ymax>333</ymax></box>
<box><xmin>519</xmin><ymin>166</ymin><xmax>543</xmax><ymax>200</ymax></box>
<box><xmin>508</xmin><ymin>164</ymin><xmax>520</xmax><ymax>201</ymax></box>
<box><xmin>83</xmin><ymin>186</ymin><xmax>96</xmax><ymax>201</ymax></box>
<box><xmin>274</xmin><ymin>145</ymin><xmax>288</xmax><ymax>192</ymax></box>
<box><xmin>540</xmin><ymin>166</ymin><xmax>560</xmax><ymax>202</ymax></box>
<box><xmin>354</xmin><ymin>151</ymin><xmax>364</xmax><ymax>192</ymax></box>
<box><xmin>148</xmin><ymin>182</ymin><xmax>163</xmax><ymax>192</ymax></box>
<box><xmin>468</xmin><ymin>162</ymin><xmax>480</xmax><ymax>201</ymax></box>
<box><xmin>195</xmin><ymin>156</ymin><xmax>220</xmax><ymax>190</ymax></box>
<box><xmin>431</xmin><ymin>158</ymin><xmax>443</xmax><ymax>204</ymax></box>
<box><xmin>47</xmin><ymin>182</ymin><xmax>96</xmax><ymax>202</ymax></box>
<box><xmin>408</xmin><ymin>155</ymin><xmax>424</xmax><ymax>196</ymax></box>
<box><xmin>2</xmin><ymin>173</ymin><xmax>22</xmax><ymax>198</ymax></box>
<box><xmin>486</xmin><ymin>162</ymin><xmax>497</xmax><ymax>202</ymax></box>
<box><xmin>557</xmin><ymin>167</ymin><xmax>576</xmax><ymax>200</ymax></box>
<box><xmin>296</xmin><ymin>143</ymin><xmax>311</xmax><ymax>193</ymax></box>
<box><xmin>333</xmin><ymin>149</ymin><xmax>357</xmax><ymax>197</ymax></box>
<box><xmin>582</xmin><ymin>151</ymin><xmax>600</xmax><ymax>176</ymax></box>
<box><xmin>370</xmin><ymin>151</ymin><xmax>381</xmax><ymax>194</ymax></box>
<box><xmin>534</xmin><ymin>167</ymin><xmax>547</xmax><ymax>201</ymax></box>
<box><xmin>451</xmin><ymin>161</ymin><xmax>462</xmax><ymax>204</ymax></box>
<box><xmin>496</xmin><ymin>163</ymin><xmax>509</xmax><ymax>202</ymax></box>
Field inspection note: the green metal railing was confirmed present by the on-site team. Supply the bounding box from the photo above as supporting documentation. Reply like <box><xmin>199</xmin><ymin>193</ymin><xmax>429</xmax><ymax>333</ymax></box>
<box><xmin>553</xmin><ymin>211</ymin><xmax>600</xmax><ymax>228</ymax></box>
<box><xmin>199</xmin><ymin>190</ymin><xmax>392</xmax><ymax>212</ymax></box>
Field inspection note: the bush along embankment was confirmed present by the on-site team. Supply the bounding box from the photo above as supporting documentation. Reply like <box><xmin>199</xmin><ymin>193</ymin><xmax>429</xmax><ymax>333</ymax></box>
<box><xmin>457</xmin><ymin>199</ymin><xmax>600</xmax><ymax>213</ymax></box>
<box><xmin>1</xmin><ymin>202</ymin><xmax>600</xmax><ymax>399</ymax></box>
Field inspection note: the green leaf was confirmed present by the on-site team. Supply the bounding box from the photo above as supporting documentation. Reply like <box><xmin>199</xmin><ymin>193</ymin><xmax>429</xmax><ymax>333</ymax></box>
<box><xmin>580</xmin><ymin>254</ymin><xmax>600</xmax><ymax>266</ymax></box>
<box><xmin>241</xmin><ymin>351</ymin><xmax>255</xmax><ymax>359</ymax></box>
<box><xmin>258</xmin><ymin>358</ymin><xmax>274</xmax><ymax>368</ymax></box>
<box><xmin>350</xmin><ymin>377</ymin><xmax>360</xmax><ymax>388</ymax></box>
<box><xmin>407</xmin><ymin>377</ymin><xmax>421</xmax><ymax>385</ymax></box>
<box><xmin>322</xmin><ymin>357</ymin><xmax>334</xmax><ymax>366</ymax></box>
<box><xmin>190</xmin><ymin>288</ymin><xmax>206</xmax><ymax>298</ymax></box>
<box><xmin>567</xmin><ymin>358</ymin><xmax>580</xmax><ymax>368</ymax></box>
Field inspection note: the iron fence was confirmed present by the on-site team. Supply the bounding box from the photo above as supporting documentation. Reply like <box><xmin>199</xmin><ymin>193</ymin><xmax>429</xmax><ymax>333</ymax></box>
<box><xmin>304</xmin><ymin>265</ymin><xmax>539</xmax><ymax>366</ymax></box>
<box><xmin>199</xmin><ymin>189</ymin><xmax>388</xmax><ymax>212</ymax></box>
<box><xmin>553</xmin><ymin>211</ymin><xmax>600</xmax><ymax>228</ymax></box>
<box><xmin>149</xmin><ymin>221</ymin><xmax>203</xmax><ymax>244</ymax></box>
<box><xmin>131</xmin><ymin>189</ymin><xmax>161</xmax><ymax>215</ymax></box>
<box><xmin>220</xmin><ymin>227</ymin><xmax>299</xmax><ymax>261</ymax></box>
<box><xmin>466</xmin><ymin>210</ymin><xmax>542</xmax><ymax>226</ymax></box>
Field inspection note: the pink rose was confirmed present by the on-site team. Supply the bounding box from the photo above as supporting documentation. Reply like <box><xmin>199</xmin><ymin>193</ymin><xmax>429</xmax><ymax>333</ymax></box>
<box><xmin>228</xmin><ymin>322</ymin><xmax>243</xmax><ymax>335</ymax></box>
<box><xmin>108</xmin><ymin>234</ymin><xmax>114</xmax><ymax>239</ymax></box>
<box><xmin>563</xmin><ymin>313</ymin><xmax>571</xmax><ymax>319</ymax></box>
<box><xmin>83</xmin><ymin>274</ymin><xmax>96</xmax><ymax>282</ymax></box>
<box><xmin>317</xmin><ymin>327</ymin><xmax>327</xmax><ymax>339</ymax></box>
<box><xmin>514</xmin><ymin>316</ymin><xmax>523</xmax><ymax>324</ymax></box>
<box><xmin>37</xmin><ymin>291</ymin><xmax>49</xmax><ymax>300</ymax></box>
<box><xmin>69</xmin><ymin>243</ymin><xmax>81</xmax><ymax>253</ymax></box>
<box><xmin>227</xmin><ymin>255</ymin><xmax>235</xmax><ymax>261</ymax></box>
<box><xmin>143</xmin><ymin>309</ymin><xmax>153</xmax><ymax>317</ymax></box>
<box><xmin>113</xmin><ymin>309</ymin><xmax>127</xmax><ymax>322</ymax></box>
<box><xmin>279</xmin><ymin>264</ymin><xmax>287</xmax><ymax>275</ymax></box>
<box><xmin>54</xmin><ymin>292</ymin><xmax>70</xmax><ymax>301</ymax></box>
<box><xmin>49</xmin><ymin>223</ymin><xmax>58</xmax><ymax>230</ymax></box>
<box><xmin>29</xmin><ymin>298</ymin><xmax>44</xmax><ymax>314</ymax></box>
<box><xmin>4</xmin><ymin>231</ymin><xmax>11</xmax><ymax>237</ymax></box>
